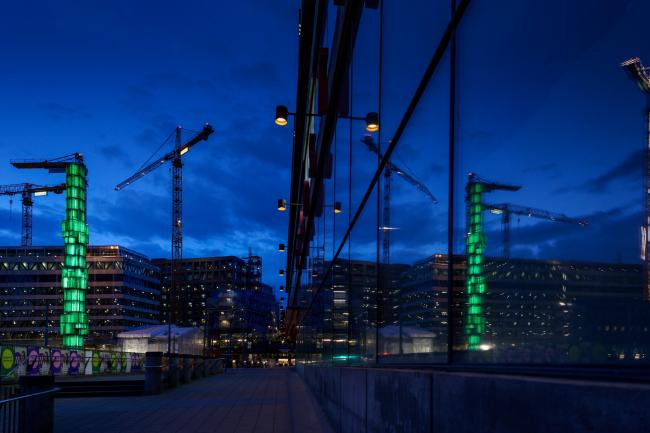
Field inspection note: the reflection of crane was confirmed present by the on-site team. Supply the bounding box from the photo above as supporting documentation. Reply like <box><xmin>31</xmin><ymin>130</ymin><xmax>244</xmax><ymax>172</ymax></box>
<box><xmin>484</xmin><ymin>202</ymin><xmax>588</xmax><ymax>258</ymax></box>
<box><xmin>361</xmin><ymin>135</ymin><xmax>437</xmax><ymax>264</ymax></box>
<box><xmin>115</xmin><ymin>124</ymin><xmax>213</xmax><ymax>351</ymax></box>
<box><xmin>0</xmin><ymin>183</ymin><xmax>65</xmax><ymax>246</ymax></box>
<box><xmin>622</xmin><ymin>57</ymin><xmax>650</xmax><ymax>298</ymax></box>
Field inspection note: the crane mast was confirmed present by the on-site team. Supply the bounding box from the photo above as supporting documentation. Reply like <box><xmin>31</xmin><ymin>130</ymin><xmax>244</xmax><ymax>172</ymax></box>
<box><xmin>172</xmin><ymin>127</ymin><xmax>183</xmax><ymax>324</ymax></box>
<box><xmin>383</xmin><ymin>168</ymin><xmax>391</xmax><ymax>264</ymax></box>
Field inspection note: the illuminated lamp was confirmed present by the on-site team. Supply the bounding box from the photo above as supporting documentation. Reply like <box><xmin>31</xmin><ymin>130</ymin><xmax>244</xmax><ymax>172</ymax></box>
<box><xmin>275</xmin><ymin>105</ymin><xmax>289</xmax><ymax>126</ymax></box>
<box><xmin>365</xmin><ymin>112</ymin><xmax>379</xmax><ymax>132</ymax></box>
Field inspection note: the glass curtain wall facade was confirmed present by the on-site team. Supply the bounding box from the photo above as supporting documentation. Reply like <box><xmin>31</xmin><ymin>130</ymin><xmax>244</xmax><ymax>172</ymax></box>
<box><xmin>284</xmin><ymin>0</ymin><xmax>650</xmax><ymax>369</ymax></box>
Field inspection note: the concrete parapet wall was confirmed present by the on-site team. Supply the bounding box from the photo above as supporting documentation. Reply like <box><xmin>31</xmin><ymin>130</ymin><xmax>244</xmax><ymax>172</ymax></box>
<box><xmin>299</xmin><ymin>365</ymin><xmax>650</xmax><ymax>433</ymax></box>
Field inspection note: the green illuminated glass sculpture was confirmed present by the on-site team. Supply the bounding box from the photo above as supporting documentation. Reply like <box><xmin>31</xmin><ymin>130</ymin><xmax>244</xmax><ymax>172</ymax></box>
<box><xmin>60</xmin><ymin>163</ymin><xmax>89</xmax><ymax>349</ymax></box>
<box><xmin>465</xmin><ymin>182</ymin><xmax>485</xmax><ymax>351</ymax></box>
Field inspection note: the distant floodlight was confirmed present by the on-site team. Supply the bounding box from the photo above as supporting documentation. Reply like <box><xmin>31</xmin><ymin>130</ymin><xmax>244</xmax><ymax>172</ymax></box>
<box><xmin>278</xmin><ymin>243</ymin><xmax>285</xmax><ymax>252</ymax></box>
<box><xmin>34</xmin><ymin>191</ymin><xmax>48</xmax><ymax>197</ymax></box>
<box><xmin>277</xmin><ymin>199</ymin><xmax>287</xmax><ymax>211</ymax></box>
<box><xmin>365</xmin><ymin>112</ymin><xmax>379</xmax><ymax>132</ymax></box>
<box><xmin>334</xmin><ymin>201</ymin><xmax>342</xmax><ymax>214</ymax></box>
<box><xmin>179</xmin><ymin>146</ymin><xmax>190</xmax><ymax>156</ymax></box>
<box><xmin>275</xmin><ymin>105</ymin><xmax>289</xmax><ymax>126</ymax></box>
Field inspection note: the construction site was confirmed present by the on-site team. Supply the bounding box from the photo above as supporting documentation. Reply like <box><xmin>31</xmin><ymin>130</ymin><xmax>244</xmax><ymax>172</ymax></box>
<box><xmin>1</xmin><ymin>2</ymin><xmax>650</xmax><ymax>433</ymax></box>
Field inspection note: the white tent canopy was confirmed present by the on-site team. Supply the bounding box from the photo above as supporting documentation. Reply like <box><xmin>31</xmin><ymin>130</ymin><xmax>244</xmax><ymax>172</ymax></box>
<box><xmin>117</xmin><ymin>325</ymin><xmax>203</xmax><ymax>355</ymax></box>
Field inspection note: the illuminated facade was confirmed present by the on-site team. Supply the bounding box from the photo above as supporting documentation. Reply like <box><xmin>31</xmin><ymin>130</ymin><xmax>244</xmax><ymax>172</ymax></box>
<box><xmin>399</xmin><ymin>255</ymin><xmax>647</xmax><ymax>360</ymax></box>
<box><xmin>60</xmin><ymin>163</ymin><xmax>89</xmax><ymax>349</ymax></box>
<box><xmin>155</xmin><ymin>255</ymin><xmax>279</xmax><ymax>356</ymax></box>
<box><xmin>0</xmin><ymin>246</ymin><xmax>160</xmax><ymax>346</ymax></box>
<box><xmin>465</xmin><ymin>181</ymin><xmax>486</xmax><ymax>350</ymax></box>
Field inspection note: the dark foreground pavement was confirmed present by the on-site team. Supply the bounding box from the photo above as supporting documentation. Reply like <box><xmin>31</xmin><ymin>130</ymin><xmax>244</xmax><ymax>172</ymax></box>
<box><xmin>54</xmin><ymin>368</ymin><xmax>333</xmax><ymax>433</ymax></box>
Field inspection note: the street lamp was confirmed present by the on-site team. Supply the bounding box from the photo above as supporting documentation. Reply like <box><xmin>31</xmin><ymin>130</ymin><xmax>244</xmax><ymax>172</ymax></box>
<box><xmin>365</xmin><ymin>112</ymin><xmax>379</xmax><ymax>132</ymax></box>
<box><xmin>275</xmin><ymin>105</ymin><xmax>289</xmax><ymax>126</ymax></box>
<box><xmin>274</xmin><ymin>104</ymin><xmax>380</xmax><ymax>132</ymax></box>
<box><xmin>278</xmin><ymin>198</ymin><xmax>342</xmax><ymax>214</ymax></box>
<box><xmin>278</xmin><ymin>243</ymin><xmax>285</xmax><ymax>252</ymax></box>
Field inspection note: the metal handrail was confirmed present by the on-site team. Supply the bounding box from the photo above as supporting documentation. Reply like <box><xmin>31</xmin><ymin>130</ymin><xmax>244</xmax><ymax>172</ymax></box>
<box><xmin>0</xmin><ymin>387</ymin><xmax>59</xmax><ymax>405</ymax></box>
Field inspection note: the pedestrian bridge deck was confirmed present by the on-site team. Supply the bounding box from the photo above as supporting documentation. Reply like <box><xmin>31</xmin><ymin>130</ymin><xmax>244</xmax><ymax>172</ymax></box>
<box><xmin>54</xmin><ymin>368</ymin><xmax>333</xmax><ymax>433</ymax></box>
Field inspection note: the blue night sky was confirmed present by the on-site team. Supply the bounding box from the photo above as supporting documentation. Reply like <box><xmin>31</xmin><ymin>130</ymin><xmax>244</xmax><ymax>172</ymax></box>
<box><xmin>0</xmin><ymin>1</ymin><xmax>296</xmax><ymax>297</ymax></box>
<box><xmin>0</xmin><ymin>0</ymin><xmax>649</xmax><ymax>299</ymax></box>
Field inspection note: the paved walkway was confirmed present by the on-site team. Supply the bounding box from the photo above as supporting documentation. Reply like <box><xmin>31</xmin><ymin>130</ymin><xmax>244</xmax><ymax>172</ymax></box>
<box><xmin>54</xmin><ymin>369</ymin><xmax>334</xmax><ymax>433</ymax></box>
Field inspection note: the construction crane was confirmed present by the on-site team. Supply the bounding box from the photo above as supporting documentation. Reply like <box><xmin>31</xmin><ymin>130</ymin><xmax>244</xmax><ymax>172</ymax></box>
<box><xmin>361</xmin><ymin>135</ymin><xmax>438</xmax><ymax>264</ymax></box>
<box><xmin>115</xmin><ymin>123</ymin><xmax>213</xmax><ymax>346</ymax></box>
<box><xmin>622</xmin><ymin>57</ymin><xmax>650</xmax><ymax>299</ymax></box>
<box><xmin>483</xmin><ymin>202</ymin><xmax>588</xmax><ymax>258</ymax></box>
<box><xmin>0</xmin><ymin>183</ymin><xmax>65</xmax><ymax>246</ymax></box>
<box><xmin>115</xmin><ymin>124</ymin><xmax>214</xmax><ymax>259</ymax></box>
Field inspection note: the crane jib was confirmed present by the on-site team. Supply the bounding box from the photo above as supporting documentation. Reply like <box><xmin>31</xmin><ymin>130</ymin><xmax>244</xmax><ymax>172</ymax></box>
<box><xmin>114</xmin><ymin>124</ymin><xmax>214</xmax><ymax>191</ymax></box>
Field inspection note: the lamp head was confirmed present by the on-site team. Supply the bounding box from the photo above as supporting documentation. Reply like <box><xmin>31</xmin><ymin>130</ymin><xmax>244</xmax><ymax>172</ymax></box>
<box><xmin>275</xmin><ymin>105</ymin><xmax>289</xmax><ymax>126</ymax></box>
<box><xmin>365</xmin><ymin>112</ymin><xmax>379</xmax><ymax>132</ymax></box>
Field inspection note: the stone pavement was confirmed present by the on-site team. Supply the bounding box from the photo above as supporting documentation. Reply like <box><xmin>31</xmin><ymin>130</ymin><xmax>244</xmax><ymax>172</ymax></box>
<box><xmin>54</xmin><ymin>368</ymin><xmax>334</xmax><ymax>433</ymax></box>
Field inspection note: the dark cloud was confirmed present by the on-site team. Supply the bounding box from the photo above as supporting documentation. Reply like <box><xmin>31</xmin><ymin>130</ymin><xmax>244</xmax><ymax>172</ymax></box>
<box><xmin>488</xmin><ymin>204</ymin><xmax>641</xmax><ymax>263</ymax></box>
<box><xmin>38</xmin><ymin>102</ymin><xmax>91</xmax><ymax>120</ymax></box>
<box><xmin>556</xmin><ymin>149</ymin><xmax>643</xmax><ymax>194</ymax></box>
<box><xmin>98</xmin><ymin>146</ymin><xmax>131</xmax><ymax>165</ymax></box>
<box><xmin>522</xmin><ymin>162</ymin><xmax>560</xmax><ymax>175</ymax></box>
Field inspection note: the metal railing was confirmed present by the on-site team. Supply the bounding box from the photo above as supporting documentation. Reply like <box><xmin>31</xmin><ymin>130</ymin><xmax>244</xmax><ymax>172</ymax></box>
<box><xmin>0</xmin><ymin>385</ymin><xmax>59</xmax><ymax>433</ymax></box>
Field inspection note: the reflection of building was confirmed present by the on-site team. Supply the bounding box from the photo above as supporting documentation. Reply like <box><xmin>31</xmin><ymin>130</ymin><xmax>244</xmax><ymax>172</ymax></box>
<box><xmin>154</xmin><ymin>255</ymin><xmax>279</xmax><ymax>357</ymax></box>
<box><xmin>304</xmin><ymin>259</ymin><xmax>408</xmax><ymax>361</ymax></box>
<box><xmin>399</xmin><ymin>254</ymin><xmax>646</xmax><ymax>359</ymax></box>
<box><xmin>0</xmin><ymin>246</ymin><xmax>160</xmax><ymax>346</ymax></box>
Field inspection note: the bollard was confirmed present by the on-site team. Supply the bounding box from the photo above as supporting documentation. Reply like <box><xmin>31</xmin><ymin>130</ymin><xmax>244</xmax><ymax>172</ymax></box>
<box><xmin>19</xmin><ymin>375</ymin><xmax>56</xmax><ymax>433</ymax></box>
<box><xmin>144</xmin><ymin>351</ymin><xmax>163</xmax><ymax>395</ymax></box>
<box><xmin>216</xmin><ymin>358</ymin><xmax>225</xmax><ymax>374</ymax></box>
<box><xmin>181</xmin><ymin>355</ymin><xmax>192</xmax><ymax>384</ymax></box>
<box><xmin>167</xmin><ymin>354</ymin><xmax>179</xmax><ymax>388</ymax></box>
<box><xmin>191</xmin><ymin>356</ymin><xmax>199</xmax><ymax>380</ymax></box>
<box><xmin>194</xmin><ymin>355</ymin><xmax>203</xmax><ymax>379</ymax></box>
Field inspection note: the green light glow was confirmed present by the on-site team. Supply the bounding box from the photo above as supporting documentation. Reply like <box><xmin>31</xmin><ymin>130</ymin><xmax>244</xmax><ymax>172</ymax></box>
<box><xmin>60</xmin><ymin>163</ymin><xmax>89</xmax><ymax>349</ymax></box>
<box><xmin>465</xmin><ymin>182</ymin><xmax>485</xmax><ymax>351</ymax></box>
